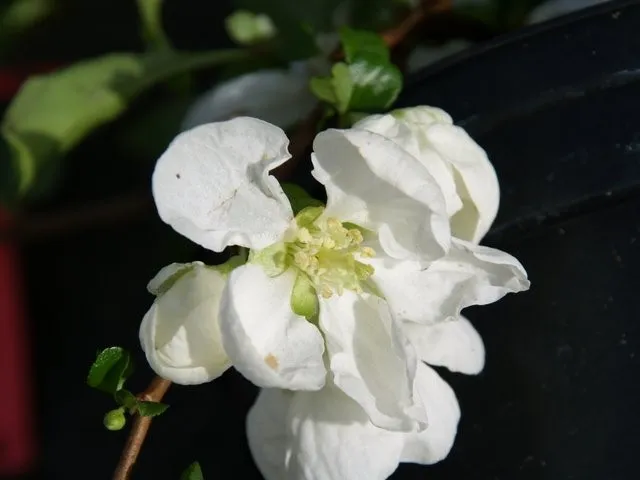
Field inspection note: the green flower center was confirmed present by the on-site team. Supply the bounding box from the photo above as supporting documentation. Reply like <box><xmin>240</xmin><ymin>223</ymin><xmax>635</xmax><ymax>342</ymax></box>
<box><xmin>287</xmin><ymin>215</ymin><xmax>375</xmax><ymax>298</ymax></box>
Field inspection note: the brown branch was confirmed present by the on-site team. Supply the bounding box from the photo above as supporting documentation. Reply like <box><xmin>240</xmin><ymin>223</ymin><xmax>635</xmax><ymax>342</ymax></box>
<box><xmin>112</xmin><ymin>377</ymin><xmax>172</xmax><ymax>480</ymax></box>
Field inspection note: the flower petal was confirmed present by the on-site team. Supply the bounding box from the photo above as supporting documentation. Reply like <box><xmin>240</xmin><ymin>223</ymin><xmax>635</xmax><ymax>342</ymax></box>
<box><xmin>312</xmin><ymin>128</ymin><xmax>450</xmax><ymax>264</ymax></box>
<box><xmin>318</xmin><ymin>291</ymin><xmax>425</xmax><ymax>431</ymax></box>
<box><xmin>400</xmin><ymin>363</ymin><xmax>461</xmax><ymax>465</ymax></box>
<box><xmin>402</xmin><ymin>315</ymin><xmax>485</xmax><ymax>375</ymax></box>
<box><xmin>247</xmin><ymin>388</ymin><xmax>293</xmax><ymax>480</ymax></box>
<box><xmin>288</xmin><ymin>386</ymin><xmax>405</xmax><ymax>480</ymax></box>
<box><xmin>181</xmin><ymin>68</ymin><xmax>316</xmax><ymax>131</ymax></box>
<box><xmin>220</xmin><ymin>264</ymin><xmax>326</xmax><ymax>390</ymax></box>
<box><xmin>368</xmin><ymin>238</ymin><xmax>529</xmax><ymax>325</ymax></box>
<box><xmin>423</xmin><ymin>117</ymin><xmax>499</xmax><ymax>243</ymax></box>
<box><xmin>139</xmin><ymin>262</ymin><xmax>231</xmax><ymax>385</ymax></box>
<box><xmin>152</xmin><ymin>117</ymin><xmax>293</xmax><ymax>251</ymax></box>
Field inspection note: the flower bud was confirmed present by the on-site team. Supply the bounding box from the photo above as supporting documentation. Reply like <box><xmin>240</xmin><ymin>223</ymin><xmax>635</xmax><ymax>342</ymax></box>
<box><xmin>103</xmin><ymin>407</ymin><xmax>126</xmax><ymax>431</ymax></box>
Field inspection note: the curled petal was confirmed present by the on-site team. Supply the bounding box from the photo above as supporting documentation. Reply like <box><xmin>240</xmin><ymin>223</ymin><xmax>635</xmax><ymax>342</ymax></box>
<box><xmin>368</xmin><ymin>238</ymin><xmax>529</xmax><ymax>325</ymax></box>
<box><xmin>402</xmin><ymin>315</ymin><xmax>485</xmax><ymax>375</ymax></box>
<box><xmin>220</xmin><ymin>264</ymin><xmax>326</xmax><ymax>390</ymax></box>
<box><xmin>288</xmin><ymin>386</ymin><xmax>405</xmax><ymax>480</ymax></box>
<box><xmin>400</xmin><ymin>363</ymin><xmax>461</xmax><ymax>465</ymax></box>
<box><xmin>318</xmin><ymin>291</ymin><xmax>425</xmax><ymax>432</ymax></box>
<box><xmin>139</xmin><ymin>262</ymin><xmax>231</xmax><ymax>385</ymax></box>
<box><xmin>247</xmin><ymin>388</ymin><xmax>293</xmax><ymax>480</ymax></box>
<box><xmin>152</xmin><ymin>117</ymin><xmax>293</xmax><ymax>251</ymax></box>
<box><xmin>312</xmin><ymin>128</ymin><xmax>450</xmax><ymax>264</ymax></box>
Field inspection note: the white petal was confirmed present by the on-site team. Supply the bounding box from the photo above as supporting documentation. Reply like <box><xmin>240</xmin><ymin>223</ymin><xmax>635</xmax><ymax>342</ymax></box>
<box><xmin>424</xmin><ymin>120</ymin><xmax>499</xmax><ymax>243</ymax></box>
<box><xmin>247</xmin><ymin>388</ymin><xmax>294</xmax><ymax>480</ymax></box>
<box><xmin>402</xmin><ymin>315</ymin><xmax>485</xmax><ymax>375</ymax></box>
<box><xmin>400</xmin><ymin>363</ymin><xmax>461</xmax><ymax>464</ymax></box>
<box><xmin>152</xmin><ymin>117</ymin><xmax>293</xmax><ymax>251</ymax></box>
<box><xmin>318</xmin><ymin>291</ymin><xmax>425</xmax><ymax>431</ymax></box>
<box><xmin>139</xmin><ymin>263</ymin><xmax>231</xmax><ymax>385</ymax></box>
<box><xmin>220</xmin><ymin>264</ymin><xmax>326</xmax><ymax>390</ymax></box>
<box><xmin>368</xmin><ymin>238</ymin><xmax>529</xmax><ymax>325</ymax></box>
<box><xmin>181</xmin><ymin>69</ymin><xmax>316</xmax><ymax>131</ymax></box>
<box><xmin>288</xmin><ymin>386</ymin><xmax>404</xmax><ymax>480</ymax></box>
<box><xmin>312</xmin><ymin>128</ymin><xmax>450</xmax><ymax>264</ymax></box>
<box><xmin>354</xmin><ymin>113</ymin><xmax>463</xmax><ymax>218</ymax></box>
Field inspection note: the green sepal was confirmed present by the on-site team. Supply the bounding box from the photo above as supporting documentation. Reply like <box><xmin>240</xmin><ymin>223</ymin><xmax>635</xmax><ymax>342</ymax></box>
<box><xmin>290</xmin><ymin>271</ymin><xmax>318</xmax><ymax>320</ymax></box>
<box><xmin>249</xmin><ymin>242</ymin><xmax>288</xmax><ymax>277</ymax></box>
<box><xmin>281</xmin><ymin>183</ymin><xmax>323</xmax><ymax>215</ymax></box>
<box><xmin>295</xmin><ymin>206</ymin><xmax>324</xmax><ymax>228</ymax></box>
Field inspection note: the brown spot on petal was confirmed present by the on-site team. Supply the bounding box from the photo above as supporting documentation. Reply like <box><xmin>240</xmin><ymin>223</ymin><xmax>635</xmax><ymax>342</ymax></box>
<box><xmin>265</xmin><ymin>354</ymin><xmax>279</xmax><ymax>370</ymax></box>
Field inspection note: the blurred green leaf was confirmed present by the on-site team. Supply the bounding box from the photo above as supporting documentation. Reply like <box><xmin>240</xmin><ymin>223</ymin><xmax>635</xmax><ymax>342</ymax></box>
<box><xmin>226</xmin><ymin>10</ymin><xmax>276</xmax><ymax>46</ymax></box>
<box><xmin>180</xmin><ymin>462</ymin><xmax>204</xmax><ymax>480</ymax></box>
<box><xmin>136</xmin><ymin>0</ymin><xmax>170</xmax><ymax>50</ymax></box>
<box><xmin>345</xmin><ymin>53</ymin><xmax>402</xmax><ymax>111</ymax></box>
<box><xmin>0</xmin><ymin>0</ymin><xmax>56</xmax><ymax>57</ymax></box>
<box><xmin>87</xmin><ymin>347</ymin><xmax>133</xmax><ymax>394</ymax></box>
<box><xmin>309</xmin><ymin>77</ymin><xmax>337</xmax><ymax>104</ymax></box>
<box><xmin>339</xmin><ymin>27</ymin><xmax>388</xmax><ymax>63</ymax></box>
<box><xmin>0</xmin><ymin>48</ymin><xmax>248</xmax><ymax>205</ymax></box>
<box><xmin>137</xmin><ymin>401</ymin><xmax>169</xmax><ymax>417</ymax></box>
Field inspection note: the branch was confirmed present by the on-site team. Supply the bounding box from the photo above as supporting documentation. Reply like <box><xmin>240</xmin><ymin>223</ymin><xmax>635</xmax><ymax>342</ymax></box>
<box><xmin>112</xmin><ymin>377</ymin><xmax>172</xmax><ymax>480</ymax></box>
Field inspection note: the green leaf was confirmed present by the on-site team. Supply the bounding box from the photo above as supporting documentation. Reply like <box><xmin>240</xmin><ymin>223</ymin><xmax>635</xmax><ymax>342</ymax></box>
<box><xmin>330</xmin><ymin>63</ymin><xmax>354</xmax><ymax>114</ymax></box>
<box><xmin>309</xmin><ymin>77</ymin><xmax>337</xmax><ymax>105</ymax></box>
<box><xmin>0</xmin><ymin>48</ymin><xmax>248</xmax><ymax>204</ymax></box>
<box><xmin>114</xmin><ymin>389</ymin><xmax>138</xmax><ymax>410</ymax></box>
<box><xmin>87</xmin><ymin>347</ymin><xmax>133</xmax><ymax>395</ymax></box>
<box><xmin>137</xmin><ymin>401</ymin><xmax>170</xmax><ymax>417</ymax></box>
<box><xmin>87</xmin><ymin>347</ymin><xmax>125</xmax><ymax>388</ymax></box>
<box><xmin>345</xmin><ymin>53</ymin><xmax>402</xmax><ymax>111</ymax></box>
<box><xmin>136</xmin><ymin>0</ymin><xmax>170</xmax><ymax>50</ymax></box>
<box><xmin>290</xmin><ymin>271</ymin><xmax>318</xmax><ymax>320</ymax></box>
<box><xmin>180</xmin><ymin>462</ymin><xmax>204</xmax><ymax>480</ymax></box>
<box><xmin>0</xmin><ymin>0</ymin><xmax>56</xmax><ymax>57</ymax></box>
<box><xmin>225</xmin><ymin>10</ymin><xmax>276</xmax><ymax>46</ymax></box>
<box><xmin>281</xmin><ymin>183</ymin><xmax>323</xmax><ymax>215</ymax></box>
<box><xmin>339</xmin><ymin>27</ymin><xmax>389</xmax><ymax>64</ymax></box>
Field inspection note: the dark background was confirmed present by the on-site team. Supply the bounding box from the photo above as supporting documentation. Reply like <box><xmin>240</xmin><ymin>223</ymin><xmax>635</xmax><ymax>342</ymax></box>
<box><xmin>2</xmin><ymin>0</ymin><xmax>639</xmax><ymax>479</ymax></box>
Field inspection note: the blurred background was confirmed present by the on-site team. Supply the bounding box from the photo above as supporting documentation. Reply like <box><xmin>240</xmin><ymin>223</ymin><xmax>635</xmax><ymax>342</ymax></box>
<box><xmin>3</xmin><ymin>0</ymin><xmax>639</xmax><ymax>479</ymax></box>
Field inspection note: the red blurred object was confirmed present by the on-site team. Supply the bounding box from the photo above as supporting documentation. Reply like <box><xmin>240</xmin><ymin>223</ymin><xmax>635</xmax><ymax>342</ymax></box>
<box><xmin>0</xmin><ymin>64</ymin><xmax>58</xmax><ymax>475</ymax></box>
<box><xmin>0</xmin><ymin>211</ymin><xmax>34</xmax><ymax>475</ymax></box>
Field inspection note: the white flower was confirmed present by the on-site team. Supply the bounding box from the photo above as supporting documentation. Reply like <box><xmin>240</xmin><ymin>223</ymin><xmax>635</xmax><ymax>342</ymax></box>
<box><xmin>354</xmin><ymin>106</ymin><xmax>499</xmax><ymax>243</ymax></box>
<box><xmin>139</xmin><ymin>262</ymin><xmax>232</xmax><ymax>385</ymax></box>
<box><xmin>151</xmin><ymin>115</ymin><xmax>528</xmax><ymax>427</ymax></box>
<box><xmin>181</xmin><ymin>65</ymin><xmax>316</xmax><ymax>131</ymax></box>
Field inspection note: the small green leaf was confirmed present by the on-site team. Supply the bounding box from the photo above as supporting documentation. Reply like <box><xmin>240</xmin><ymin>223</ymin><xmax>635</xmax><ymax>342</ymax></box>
<box><xmin>137</xmin><ymin>401</ymin><xmax>170</xmax><ymax>417</ymax></box>
<box><xmin>291</xmin><ymin>271</ymin><xmax>318</xmax><ymax>320</ymax></box>
<box><xmin>87</xmin><ymin>347</ymin><xmax>133</xmax><ymax>395</ymax></box>
<box><xmin>180</xmin><ymin>462</ymin><xmax>204</xmax><ymax>480</ymax></box>
<box><xmin>346</xmin><ymin>53</ymin><xmax>402</xmax><ymax>111</ymax></box>
<box><xmin>87</xmin><ymin>347</ymin><xmax>125</xmax><ymax>388</ymax></box>
<box><xmin>136</xmin><ymin>0</ymin><xmax>170</xmax><ymax>50</ymax></box>
<box><xmin>248</xmin><ymin>242</ymin><xmax>288</xmax><ymax>277</ymax></box>
<box><xmin>295</xmin><ymin>206</ymin><xmax>324</xmax><ymax>228</ymax></box>
<box><xmin>330</xmin><ymin>63</ymin><xmax>354</xmax><ymax>114</ymax></box>
<box><xmin>103</xmin><ymin>407</ymin><xmax>127</xmax><ymax>431</ymax></box>
<box><xmin>226</xmin><ymin>10</ymin><xmax>276</xmax><ymax>46</ymax></box>
<box><xmin>281</xmin><ymin>183</ymin><xmax>323</xmax><ymax>215</ymax></box>
<box><xmin>339</xmin><ymin>27</ymin><xmax>389</xmax><ymax>64</ymax></box>
<box><xmin>114</xmin><ymin>389</ymin><xmax>139</xmax><ymax>410</ymax></box>
<box><xmin>309</xmin><ymin>77</ymin><xmax>337</xmax><ymax>105</ymax></box>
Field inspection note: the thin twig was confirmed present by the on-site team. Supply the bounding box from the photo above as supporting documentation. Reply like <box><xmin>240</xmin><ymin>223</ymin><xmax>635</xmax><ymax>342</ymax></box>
<box><xmin>112</xmin><ymin>377</ymin><xmax>172</xmax><ymax>480</ymax></box>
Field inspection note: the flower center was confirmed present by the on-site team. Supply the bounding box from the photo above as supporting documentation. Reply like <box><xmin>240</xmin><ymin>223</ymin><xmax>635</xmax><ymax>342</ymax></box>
<box><xmin>288</xmin><ymin>216</ymin><xmax>375</xmax><ymax>298</ymax></box>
